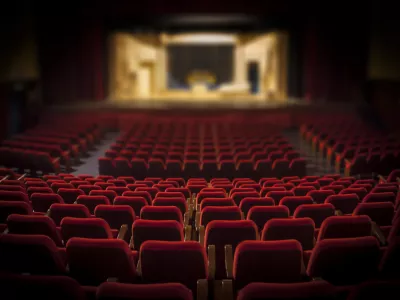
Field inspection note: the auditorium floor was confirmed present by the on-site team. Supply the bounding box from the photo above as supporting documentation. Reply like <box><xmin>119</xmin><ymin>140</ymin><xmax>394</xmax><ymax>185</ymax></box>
<box><xmin>71</xmin><ymin>132</ymin><xmax>120</xmax><ymax>176</ymax></box>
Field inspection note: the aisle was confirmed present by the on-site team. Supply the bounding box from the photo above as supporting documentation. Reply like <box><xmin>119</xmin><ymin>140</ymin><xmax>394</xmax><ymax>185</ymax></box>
<box><xmin>283</xmin><ymin>129</ymin><xmax>336</xmax><ymax>177</ymax></box>
<box><xmin>72</xmin><ymin>132</ymin><xmax>120</xmax><ymax>176</ymax></box>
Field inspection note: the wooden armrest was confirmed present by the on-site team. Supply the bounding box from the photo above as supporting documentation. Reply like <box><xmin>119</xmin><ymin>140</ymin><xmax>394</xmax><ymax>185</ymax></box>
<box><xmin>117</xmin><ymin>224</ymin><xmax>128</xmax><ymax>240</ymax></box>
<box><xmin>312</xmin><ymin>277</ymin><xmax>324</xmax><ymax>281</ymax></box>
<box><xmin>52</xmin><ymin>157</ymin><xmax>60</xmax><ymax>163</ymax></box>
<box><xmin>195</xmin><ymin>212</ymin><xmax>201</xmax><ymax>230</ymax></box>
<box><xmin>196</xmin><ymin>203</ymin><xmax>200</xmax><ymax>212</ymax></box>
<box><xmin>106</xmin><ymin>277</ymin><xmax>118</xmax><ymax>282</ymax></box>
<box><xmin>136</xmin><ymin>258</ymin><xmax>142</xmax><ymax>276</ymax></box>
<box><xmin>0</xmin><ymin>175</ymin><xmax>9</xmax><ymax>183</ymax></box>
<box><xmin>129</xmin><ymin>236</ymin><xmax>134</xmax><ymax>250</ymax></box>
<box><xmin>198</xmin><ymin>226</ymin><xmax>205</xmax><ymax>246</ymax></box>
<box><xmin>207</xmin><ymin>245</ymin><xmax>216</xmax><ymax>280</ymax></box>
<box><xmin>184</xmin><ymin>212</ymin><xmax>190</xmax><ymax>227</ymax></box>
<box><xmin>225</xmin><ymin>244</ymin><xmax>234</xmax><ymax>279</ymax></box>
<box><xmin>184</xmin><ymin>225</ymin><xmax>192</xmax><ymax>241</ymax></box>
<box><xmin>371</xmin><ymin>221</ymin><xmax>387</xmax><ymax>246</ymax></box>
<box><xmin>397</xmin><ymin>177</ymin><xmax>400</xmax><ymax>183</ymax></box>
<box><xmin>45</xmin><ymin>209</ymin><xmax>50</xmax><ymax>217</ymax></box>
<box><xmin>17</xmin><ymin>173</ymin><xmax>27</xmax><ymax>181</ymax></box>
<box><xmin>197</xmin><ymin>279</ymin><xmax>208</xmax><ymax>300</ymax></box>
<box><xmin>378</xmin><ymin>175</ymin><xmax>387</xmax><ymax>183</ymax></box>
<box><xmin>344</xmin><ymin>159</ymin><xmax>352</xmax><ymax>166</ymax></box>
<box><xmin>335</xmin><ymin>210</ymin><xmax>344</xmax><ymax>216</ymax></box>
<box><xmin>3</xmin><ymin>228</ymin><xmax>9</xmax><ymax>234</ymax></box>
<box><xmin>221</xmin><ymin>279</ymin><xmax>234</xmax><ymax>300</ymax></box>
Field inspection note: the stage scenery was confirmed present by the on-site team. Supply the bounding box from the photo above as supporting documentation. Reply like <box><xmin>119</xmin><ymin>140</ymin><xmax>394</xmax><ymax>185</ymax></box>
<box><xmin>109</xmin><ymin>31</ymin><xmax>288</xmax><ymax>106</ymax></box>
<box><xmin>1</xmin><ymin>6</ymin><xmax>400</xmax><ymax>300</ymax></box>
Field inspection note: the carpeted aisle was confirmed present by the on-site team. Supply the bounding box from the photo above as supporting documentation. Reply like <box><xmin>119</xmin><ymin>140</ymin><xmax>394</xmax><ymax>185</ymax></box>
<box><xmin>72</xmin><ymin>132</ymin><xmax>120</xmax><ymax>176</ymax></box>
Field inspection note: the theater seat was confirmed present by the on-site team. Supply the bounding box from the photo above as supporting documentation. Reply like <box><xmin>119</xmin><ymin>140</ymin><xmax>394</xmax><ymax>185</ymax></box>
<box><xmin>97</xmin><ymin>282</ymin><xmax>194</xmax><ymax>300</ymax></box>
<box><xmin>317</xmin><ymin>216</ymin><xmax>372</xmax><ymax>241</ymax></box>
<box><xmin>232</xmin><ymin>240</ymin><xmax>304</xmax><ymax>289</ymax></box>
<box><xmin>48</xmin><ymin>203</ymin><xmax>91</xmax><ymax>226</ymax></box>
<box><xmin>236</xmin><ymin>281</ymin><xmax>336</xmax><ymax>300</ymax></box>
<box><xmin>6</xmin><ymin>214</ymin><xmax>63</xmax><ymax>247</ymax></box>
<box><xmin>0</xmin><ymin>274</ymin><xmax>87</xmax><ymax>300</ymax></box>
<box><xmin>60</xmin><ymin>217</ymin><xmax>114</xmax><ymax>242</ymax></box>
<box><xmin>0</xmin><ymin>234</ymin><xmax>66</xmax><ymax>275</ymax></box>
<box><xmin>204</xmin><ymin>220</ymin><xmax>257</xmax><ymax>279</ymax></box>
<box><xmin>262</xmin><ymin>218</ymin><xmax>315</xmax><ymax>250</ymax></box>
<box><xmin>307</xmin><ymin>236</ymin><xmax>380</xmax><ymax>285</ymax></box>
<box><xmin>66</xmin><ymin>237</ymin><xmax>138</xmax><ymax>286</ymax></box>
<box><xmin>140</xmin><ymin>241</ymin><xmax>209</xmax><ymax>294</ymax></box>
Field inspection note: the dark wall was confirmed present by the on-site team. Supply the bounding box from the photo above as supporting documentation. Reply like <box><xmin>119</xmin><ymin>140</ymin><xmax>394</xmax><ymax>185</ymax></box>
<box><xmin>167</xmin><ymin>45</ymin><xmax>233</xmax><ymax>87</ymax></box>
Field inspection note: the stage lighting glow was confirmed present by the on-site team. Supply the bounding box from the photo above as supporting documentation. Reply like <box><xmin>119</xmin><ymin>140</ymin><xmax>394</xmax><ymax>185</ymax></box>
<box><xmin>166</xmin><ymin>33</ymin><xmax>236</xmax><ymax>44</ymax></box>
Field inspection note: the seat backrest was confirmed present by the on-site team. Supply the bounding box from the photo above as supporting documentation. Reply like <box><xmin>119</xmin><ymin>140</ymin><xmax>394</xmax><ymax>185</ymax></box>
<box><xmin>7</xmin><ymin>214</ymin><xmax>63</xmax><ymax>247</ymax></box>
<box><xmin>362</xmin><ymin>192</ymin><xmax>396</xmax><ymax>204</ymax></box>
<box><xmin>95</xmin><ymin>205</ymin><xmax>135</xmax><ymax>230</ymax></box>
<box><xmin>200</xmin><ymin>206</ymin><xmax>242</xmax><ymax>227</ymax></box>
<box><xmin>153</xmin><ymin>197</ymin><xmax>187</xmax><ymax>216</ymax></box>
<box><xmin>307</xmin><ymin>236</ymin><xmax>380</xmax><ymax>285</ymax></box>
<box><xmin>48</xmin><ymin>203</ymin><xmax>91</xmax><ymax>226</ymax></box>
<box><xmin>317</xmin><ymin>216</ymin><xmax>372</xmax><ymax>241</ymax></box>
<box><xmin>57</xmin><ymin>188</ymin><xmax>85</xmax><ymax>204</ymax></box>
<box><xmin>76</xmin><ymin>195</ymin><xmax>110</xmax><ymax>214</ymax></box>
<box><xmin>325</xmin><ymin>194</ymin><xmax>359</xmax><ymax>214</ymax></box>
<box><xmin>0</xmin><ymin>273</ymin><xmax>86</xmax><ymax>300</ymax></box>
<box><xmin>66</xmin><ymin>237</ymin><xmax>137</xmax><ymax>286</ymax></box>
<box><xmin>60</xmin><ymin>217</ymin><xmax>113</xmax><ymax>242</ymax></box>
<box><xmin>279</xmin><ymin>196</ymin><xmax>314</xmax><ymax>215</ymax></box>
<box><xmin>236</xmin><ymin>281</ymin><xmax>336</xmax><ymax>300</ymax></box>
<box><xmin>0</xmin><ymin>234</ymin><xmax>66</xmax><ymax>275</ymax></box>
<box><xmin>293</xmin><ymin>203</ymin><xmax>335</xmax><ymax>228</ymax></box>
<box><xmin>140</xmin><ymin>206</ymin><xmax>183</xmax><ymax>224</ymax></box>
<box><xmin>247</xmin><ymin>206</ymin><xmax>290</xmax><ymax>231</ymax></box>
<box><xmin>96</xmin><ymin>282</ymin><xmax>193</xmax><ymax>300</ymax></box>
<box><xmin>31</xmin><ymin>193</ymin><xmax>64</xmax><ymax>213</ymax></box>
<box><xmin>262</xmin><ymin>218</ymin><xmax>315</xmax><ymax>250</ymax></box>
<box><xmin>353</xmin><ymin>202</ymin><xmax>394</xmax><ymax>227</ymax></box>
<box><xmin>131</xmin><ymin>219</ymin><xmax>183</xmax><ymax>250</ymax></box>
<box><xmin>0</xmin><ymin>201</ymin><xmax>32</xmax><ymax>223</ymax></box>
<box><xmin>140</xmin><ymin>241</ymin><xmax>207</xmax><ymax>292</ymax></box>
<box><xmin>379</xmin><ymin>236</ymin><xmax>400</xmax><ymax>279</ymax></box>
<box><xmin>234</xmin><ymin>240</ymin><xmax>303</xmax><ymax>289</ymax></box>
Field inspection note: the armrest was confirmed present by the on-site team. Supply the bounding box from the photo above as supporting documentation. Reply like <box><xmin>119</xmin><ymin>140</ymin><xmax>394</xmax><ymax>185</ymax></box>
<box><xmin>45</xmin><ymin>209</ymin><xmax>50</xmax><ymax>217</ymax></box>
<box><xmin>225</xmin><ymin>244</ymin><xmax>234</xmax><ymax>279</ymax></box>
<box><xmin>0</xmin><ymin>175</ymin><xmax>9</xmax><ymax>183</ymax></box>
<box><xmin>335</xmin><ymin>210</ymin><xmax>344</xmax><ymax>216</ymax></box>
<box><xmin>378</xmin><ymin>175</ymin><xmax>387</xmax><ymax>183</ymax></box>
<box><xmin>312</xmin><ymin>277</ymin><xmax>325</xmax><ymax>281</ymax></box>
<box><xmin>207</xmin><ymin>245</ymin><xmax>216</xmax><ymax>280</ymax></box>
<box><xmin>344</xmin><ymin>159</ymin><xmax>352</xmax><ymax>166</ymax></box>
<box><xmin>136</xmin><ymin>258</ymin><xmax>142</xmax><ymax>276</ymax></box>
<box><xmin>371</xmin><ymin>221</ymin><xmax>387</xmax><ymax>246</ymax></box>
<box><xmin>197</xmin><ymin>279</ymin><xmax>208</xmax><ymax>300</ymax></box>
<box><xmin>184</xmin><ymin>211</ymin><xmax>190</xmax><ymax>226</ymax></box>
<box><xmin>17</xmin><ymin>173</ymin><xmax>27</xmax><ymax>181</ymax></box>
<box><xmin>221</xmin><ymin>280</ymin><xmax>234</xmax><ymax>300</ymax></box>
<box><xmin>117</xmin><ymin>224</ymin><xmax>128</xmax><ymax>240</ymax></box>
<box><xmin>397</xmin><ymin>177</ymin><xmax>400</xmax><ymax>183</ymax></box>
<box><xmin>184</xmin><ymin>225</ymin><xmax>192</xmax><ymax>241</ymax></box>
<box><xmin>106</xmin><ymin>277</ymin><xmax>119</xmax><ymax>282</ymax></box>
<box><xmin>3</xmin><ymin>228</ymin><xmax>9</xmax><ymax>234</ymax></box>
<box><xmin>241</xmin><ymin>212</ymin><xmax>245</xmax><ymax>220</ymax></box>
<box><xmin>195</xmin><ymin>212</ymin><xmax>201</xmax><ymax>230</ymax></box>
<box><xmin>129</xmin><ymin>236</ymin><xmax>134</xmax><ymax>250</ymax></box>
<box><xmin>52</xmin><ymin>157</ymin><xmax>60</xmax><ymax>163</ymax></box>
<box><xmin>198</xmin><ymin>226</ymin><xmax>205</xmax><ymax>247</ymax></box>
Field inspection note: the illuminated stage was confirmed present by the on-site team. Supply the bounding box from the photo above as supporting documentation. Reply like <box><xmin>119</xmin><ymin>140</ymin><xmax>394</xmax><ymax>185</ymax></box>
<box><xmin>108</xmin><ymin>31</ymin><xmax>289</xmax><ymax>107</ymax></box>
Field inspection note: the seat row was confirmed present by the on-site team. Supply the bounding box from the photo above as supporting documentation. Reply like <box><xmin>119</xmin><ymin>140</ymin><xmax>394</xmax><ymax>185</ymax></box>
<box><xmin>1</xmin><ymin>232</ymin><xmax>400</xmax><ymax>299</ymax></box>
<box><xmin>2</xmin><ymin>273</ymin><xmax>400</xmax><ymax>300</ymax></box>
<box><xmin>0</xmin><ymin>119</ymin><xmax>107</xmax><ymax>174</ymax></box>
<box><xmin>300</xmin><ymin>121</ymin><xmax>400</xmax><ymax>176</ymax></box>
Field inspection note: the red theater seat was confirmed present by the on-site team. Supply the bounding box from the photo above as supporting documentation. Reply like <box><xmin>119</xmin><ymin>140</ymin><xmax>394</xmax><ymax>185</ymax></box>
<box><xmin>0</xmin><ymin>234</ymin><xmax>66</xmax><ymax>275</ymax></box>
<box><xmin>66</xmin><ymin>237</ymin><xmax>138</xmax><ymax>286</ymax></box>
<box><xmin>97</xmin><ymin>282</ymin><xmax>193</xmax><ymax>300</ymax></box>
<box><xmin>48</xmin><ymin>203</ymin><xmax>91</xmax><ymax>226</ymax></box>
<box><xmin>307</xmin><ymin>236</ymin><xmax>380</xmax><ymax>285</ymax></box>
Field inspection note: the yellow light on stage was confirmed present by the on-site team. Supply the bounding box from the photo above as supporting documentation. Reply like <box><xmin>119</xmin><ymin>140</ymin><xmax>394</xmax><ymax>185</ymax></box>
<box><xmin>187</xmin><ymin>70</ymin><xmax>216</xmax><ymax>85</ymax></box>
<box><xmin>165</xmin><ymin>33</ymin><xmax>236</xmax><ymax>45</ymax></box>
